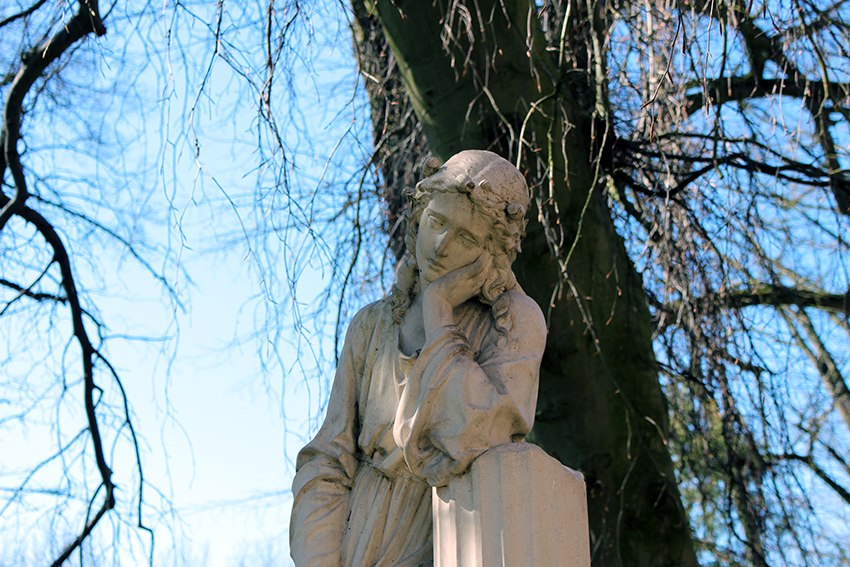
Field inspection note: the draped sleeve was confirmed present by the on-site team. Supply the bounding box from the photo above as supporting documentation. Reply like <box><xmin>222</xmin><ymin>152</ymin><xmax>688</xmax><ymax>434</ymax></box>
<box><xmin>392</xmin><ymin>290</ymin><xmax>547</xmax><ymax>487</ymax></box>
<box><xmin>289</xmin><ymin>304</ymin><xmax>377</xmax><ymax>566</ymax></box>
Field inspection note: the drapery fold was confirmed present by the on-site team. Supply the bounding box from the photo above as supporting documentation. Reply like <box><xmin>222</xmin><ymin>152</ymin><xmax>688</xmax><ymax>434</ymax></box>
<box><xmin>290</xmin><ymin>292</ymin><xmax>545</xmax><ymax>566</ymax></box>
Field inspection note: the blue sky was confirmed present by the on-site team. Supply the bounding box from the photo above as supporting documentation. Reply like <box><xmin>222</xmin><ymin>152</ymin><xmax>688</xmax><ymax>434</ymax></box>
<box><xmin>0</xmin><ymin>2</ymin><xmax>382</xmax><ymax>564</ymax></box>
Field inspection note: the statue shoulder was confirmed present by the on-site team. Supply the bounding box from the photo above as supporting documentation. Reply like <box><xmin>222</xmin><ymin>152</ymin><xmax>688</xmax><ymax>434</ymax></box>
<box><xmin>501</xmin><ymin>289</ymin><xmax>546</xmax><ymax>342</ymax></box>
<box><xmin>345</xmin><ymin>297</ymin><xmax>393</xmax><ymax>338</ymax></box>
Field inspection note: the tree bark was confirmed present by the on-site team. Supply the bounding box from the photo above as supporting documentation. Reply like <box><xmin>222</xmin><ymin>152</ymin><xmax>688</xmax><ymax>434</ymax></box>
<box><xmin>352</xmin><ymin>1</ymin><xmax>698</xmax><ymax>564</ymax></box>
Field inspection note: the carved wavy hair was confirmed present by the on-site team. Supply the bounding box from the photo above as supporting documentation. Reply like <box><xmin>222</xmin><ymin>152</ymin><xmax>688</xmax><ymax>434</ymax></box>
<box><xmin>389</xmin><ymin>156</ymin><xmax>528</xmax><ymax>336</ymax></box>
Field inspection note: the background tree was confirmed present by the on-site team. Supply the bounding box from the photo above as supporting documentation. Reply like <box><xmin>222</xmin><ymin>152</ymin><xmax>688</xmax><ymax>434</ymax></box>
<box><xmin>1</xmin><ymin>0</ymin><xmax>848</xmax><ymax>565</ymax></box>
<box><xmin>347</xmin><ymin>0</ymin><xmax>849</xmax><ymax>565</ymax></box>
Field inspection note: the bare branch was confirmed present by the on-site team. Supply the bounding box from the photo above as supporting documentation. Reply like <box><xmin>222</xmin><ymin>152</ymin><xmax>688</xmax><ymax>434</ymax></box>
<box><xmin>7</xmin><ymin>200</ymin><xmax>117</xmax><ymax>566</ymax></box>
<box><xmin>685</xmin><ymin>76</ymin><xmax>850</xmax><ymax>116</ymax></box>
<box><xmin>700</xmin><ymin>285</ymin><xmax>850</xmax><ymax>315</ymax></box>
<box><xmin>783</xmin><ymin>308</ymin><xmax>850</xmax><ymax>432</ymax></box>
<box><xmin>0</xmin><ymin>3</ymin><xmax>120</xmax><ymax>561</ymax></box>
<box><xmin>0</xmin><ymin>275</ymin><xmax>65</xmax><ymax>307</ymax></box>
<box><xmin>777</xmin><ymin>453</ymin><xmax>850</xmax><ymax>505</ymax></box>
<box><xmin>0</xmin><ymin>0</ymin><xmax>106</xmax><ymax>231</ymax></box>
<box><xmin>0</xmin><ymin>0</ymin><xmax>48</xmax><ymax>30</ymax></box>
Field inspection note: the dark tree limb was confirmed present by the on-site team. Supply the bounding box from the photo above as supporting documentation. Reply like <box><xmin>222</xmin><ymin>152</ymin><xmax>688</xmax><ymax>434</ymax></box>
<box><xmin>0</xmin><ymin>0</ymin><xmax>49</xmax><ymax>31</ymax></box>
<box><xmin>0</xmin><ymin>260</ymin><xmax>63</xmax><ymax>316</ymax></box>
<box><xmin>777</xmin><ymin>453</ymin><xmax>850</xmax><ymax>505</ymax></box>
<box><xmin>621</xmin><ymin>147</ymin><xmax>832</xmax><ymax>197</ymax></box>
<box><xmin>0</xmin><ymin>2</ymin><xmax>125</xmax><ymax>565</ymax></box>
<box><xmin>619</xmin><ymin>133</ymin><xmax>835</xmax><ymax>187</ymax></box>
<box><xmin>685</xmin><ymin>76</ymin><xmax>850</xmax><ymax>116</ymax></box>
<box><xmin>6</xmin><ymin>200</ymin><xmax>117</xmax><ymax>567</ymax></box>
<box><xmin>1</xmin><ymin>189</ymin><xmax>120</xmax><ymax>565</ymax></box>
<box><xmin>704</xmin><ymin>285</ymin><xmax>850</xmax><ymax>315</ymax></box>
<box><xmin>0</xmin><ymin>275</ymin><xmax>65</xmax><ymax>306</ymax></box>
<box><xmin>657</xmin><ymin>285</ymin><xmax>850</xmax><ymax>335</ymax></box>
<box><xmin>0</xmin><ymin>0</ymin><xmax>106</xmax><ymax>231</ymax></box>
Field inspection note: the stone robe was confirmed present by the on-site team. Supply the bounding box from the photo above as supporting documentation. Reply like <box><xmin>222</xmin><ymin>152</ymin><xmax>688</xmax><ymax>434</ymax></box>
<box><xmin>289</xmin><ymin>290</ymin><xmax>546</xmax><ymax>566</ymax></box>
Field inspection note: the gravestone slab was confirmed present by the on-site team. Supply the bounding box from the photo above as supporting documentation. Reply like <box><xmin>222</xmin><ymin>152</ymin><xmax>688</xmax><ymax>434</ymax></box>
<box><xmin>433</xmin><ymin>442</ymin><xmax>591</xmax><ymax>567</ymax></box>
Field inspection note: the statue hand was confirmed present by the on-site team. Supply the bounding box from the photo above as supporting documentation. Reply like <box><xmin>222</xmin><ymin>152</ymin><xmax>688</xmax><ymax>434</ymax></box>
<box><xmin>421</xmin><ymin>253</ymin><xmax>491</xmax><ymax>333</ymax></box>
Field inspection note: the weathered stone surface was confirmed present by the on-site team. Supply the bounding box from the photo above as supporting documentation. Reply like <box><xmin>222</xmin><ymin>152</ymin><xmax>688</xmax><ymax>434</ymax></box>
<box><xmin>434</xmin><ymin>442</ymin><xmax>590</xmax><ymax>567</ymax></box>
<box><xmin>290</xmin><ymin>151</ymin><xmax>588</xmax><ymax>567</ymax></box>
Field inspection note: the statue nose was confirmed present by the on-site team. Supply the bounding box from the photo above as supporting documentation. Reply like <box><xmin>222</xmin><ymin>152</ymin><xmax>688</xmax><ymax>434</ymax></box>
<box><xmin>434</xmin><ymin>232</ymin><xmax>450</xmax><ymax>256</ymax></box>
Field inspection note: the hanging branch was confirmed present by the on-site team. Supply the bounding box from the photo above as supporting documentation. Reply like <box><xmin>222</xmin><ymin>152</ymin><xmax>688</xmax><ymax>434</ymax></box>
<box><xmin>0</xmin><ymin>2</ymin><xmax>133</xmax><ymax>565</ymax></box>
<box><xmin>782</xmin><ymin>308</ymin><xmax>850</xmax><ymax>433</ymax></box>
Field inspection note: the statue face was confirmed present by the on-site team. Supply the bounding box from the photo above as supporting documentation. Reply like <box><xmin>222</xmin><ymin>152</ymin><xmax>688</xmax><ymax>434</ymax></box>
<box><xmin>415</xmin><ymin>191</ymin><xmax>490</xmax><ymax>286</ymax></box>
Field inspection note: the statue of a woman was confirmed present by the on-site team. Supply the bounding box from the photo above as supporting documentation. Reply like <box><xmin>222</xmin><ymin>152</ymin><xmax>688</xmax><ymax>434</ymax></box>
<box><xmin>290</xmin><ymin>150</ymin><xmax>547</xmax><ymax>566</ymax></box>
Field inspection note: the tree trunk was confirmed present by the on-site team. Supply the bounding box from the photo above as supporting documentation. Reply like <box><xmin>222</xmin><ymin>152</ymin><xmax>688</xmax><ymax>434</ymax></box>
<box><xmin>352</xmin><ymin>1</ymin><xmax>698</xmax><ymax>565</ymax></box>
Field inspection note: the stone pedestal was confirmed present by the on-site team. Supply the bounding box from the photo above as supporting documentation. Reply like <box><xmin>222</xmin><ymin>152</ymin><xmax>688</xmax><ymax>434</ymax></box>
<box><xmin>433</xmin><ymin>442</ymin><xmax>590</xmax><ymax>567</ymax></box>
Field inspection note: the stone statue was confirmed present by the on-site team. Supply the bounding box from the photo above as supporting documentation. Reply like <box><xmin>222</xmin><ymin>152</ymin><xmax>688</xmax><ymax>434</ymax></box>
<box><xmin>290</xmin><ymin>150</ymin><xmax>547</xmax><ymax>567</ymax></box>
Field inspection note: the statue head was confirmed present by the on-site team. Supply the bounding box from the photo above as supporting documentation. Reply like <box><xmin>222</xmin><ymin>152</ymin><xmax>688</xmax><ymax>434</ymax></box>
<box><xmin>391</xmin><ymin>150</ymin><xmax>530</xmax><ymax>322</ymax></box>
